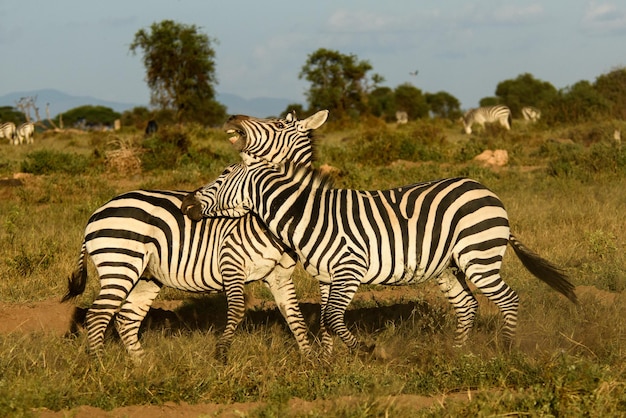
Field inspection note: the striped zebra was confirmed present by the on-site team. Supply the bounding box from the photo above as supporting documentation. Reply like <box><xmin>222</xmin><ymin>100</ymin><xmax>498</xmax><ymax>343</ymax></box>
<box><xmin>62</xmin><ymin>112</ymin><xmax>329</xmax><ymax>361</ymax></box>
<box><xmin>0</xmin><ymin>122</ymin><xmax>16</xmax><ymax>143</ymax></box>
<box><xmin>521</xmin><ymin>106</ymin><xmax>541</xmax><ymax>123</ymax></box>
<box><xmin>16</xmin><ymin>122</ymin><xmax>35</xmax><ymax>145</ymax></box>
<box><xmin>181</xmin><ymin>116</ymin><xmax>578</xmax><ymax>355</ymax></box>
<box><xmin>62</xmin><ymin>190</ymin><xmax>312</xmax><ymax>362</ymax></box>
<box><xmin>461</xmin><ymin>105</ymin><xmax>512</xmax><ymax>134</ymax></box>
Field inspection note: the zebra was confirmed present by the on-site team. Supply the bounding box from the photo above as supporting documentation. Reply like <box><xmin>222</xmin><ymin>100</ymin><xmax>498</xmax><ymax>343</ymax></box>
<box><xmin>62</xmin><ymin>189</ymin><xmax>313</xmax><ymax>362</ymax></box>
<box><xmin>0</xmin><ymin>122</ymin><xmax>16</xmax><ymax>144</ymax></box>
<box><xmin>62</xmin><ymin>112</ymin><xmax>329</xmax><ymax>361</ymax></box>
<box><xmin>521</xmin><ymin>106</ymin><xmax>541</xmax><ymax>123</ymax></box>
<box><xmin>395</xmin><ymin>111</ymin><xmax>408</xmax><ymax>125</ymax></box>
<box><xmin>16</xmin><ymin>122</ymin><xmax>35</xmax><ymax>144</ymax></box>
<box><xmin>461</xmin><ymin>105</ymin><xmax>512</xmax><ymax>134</ymax></box>
<box><xmin>181</xmin><ymin>119</ymin><xmax>578</xmax><ymax>356</ymax></box>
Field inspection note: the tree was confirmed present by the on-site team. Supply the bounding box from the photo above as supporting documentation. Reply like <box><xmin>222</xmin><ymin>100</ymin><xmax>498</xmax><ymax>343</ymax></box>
<box><xmin>543</xmin><ymin>81</ymin><xmax>610</xmax><ymax>125</ymax></box>
<box><xmin>61</xmin><ymin>105</ymin><xmax>121</xmax><ymax>129</ymax></box>
<box><xmin>425</xmin><ymin>91</ymin><xmax>461</xmax><ymax>120</ymax></box>
<box><xmin>394</xmin><ymin>83</ymin><xmax>429</xmax><ymax>120</ymax></box>
<box><xmin>594</xmin><ymin>67</ymin><xmax>626</xmax><ymax>119</ymax></box>
<box><xmin>0</xmin><ymin>106</ymin><xmax>22</xmax><ymax>125</ymax></box>
<box><xmin>130</xmin><ymin>20</ymin><xmax>226</xmax><ymax>125</ymax></box>
<box><xmin>368</xmin><ymin>86</ymin><xmax>396</xmax><ymax>121</ymax></box>
<box><xmin>495</xmin><ymin>73</ymin><xmax>558</xmax><ymax>117</ymax></box>
<box><xmin>299</xmin><ymin>48</ymin><xmax>382</xmax><ymax>120</ymax></box>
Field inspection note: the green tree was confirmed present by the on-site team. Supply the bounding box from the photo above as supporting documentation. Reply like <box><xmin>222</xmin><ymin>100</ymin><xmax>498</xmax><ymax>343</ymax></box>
<box><xmin>394</xmin><ymin>83</ymin><xmax>429</xmax><ymax>120</ymax></box>
<box><xmin>495</xmin><ymin>73</ymin><xmax>558</xmax><ymax>117</ymax></box>
<box><xmin>478</xmin><ymin>97</ymin><xmax>500</xmax><ymax>107</ymax></box>
<box><xmin>129</xmin><ymin>20</ymin><xmax>226</xmax><ymax>125</ymax></box>
<box><xmin>299</xmin><ymin>48</ymin><xmax>382</xmax><ymax>120</ymax></box>
<box><xmin>0</xmin><ymin>106</ymin><xmax>22</xmax><ymax>124</ymax></box>
<box><xmin>543</xmin><ymin>80</ymin><xmax>610</xmax><ymax>125</ymax></box>
<box><xmin>594</xmin><ymin>67</ymin><xmax>626</xmax><ymax>119</ymax></box>
<box><xmin>61</xmin><ymin>105</ymin><xmax>120</xmax><ymax>128</ymax></box>
<box><xmin>425</xmin><ymin>91</ymin><xmax>461</xmax><ymax>120</ymax></box>
<box><xmin>368</xmin><ymin>86</ymin><xmax>396</xmax><ymax>121</ymax></box>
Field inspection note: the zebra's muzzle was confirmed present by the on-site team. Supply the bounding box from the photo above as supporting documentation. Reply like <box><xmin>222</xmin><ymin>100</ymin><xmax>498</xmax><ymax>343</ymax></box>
<box><xmin>224</xmin><ymin>123</ymin><xmax>247</xmax><ymax>151</ymax></box>
<box><xmin>181</xmin><ymin>192</ymin><xmax>204</xmax><ymax>221</ymax></box>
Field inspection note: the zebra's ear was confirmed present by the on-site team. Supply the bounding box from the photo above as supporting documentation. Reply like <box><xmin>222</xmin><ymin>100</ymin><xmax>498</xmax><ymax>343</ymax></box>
<box><xmin>298</xmin><ymin>110</ymin><xmax>329</xmax><ymax>132</ymax></box>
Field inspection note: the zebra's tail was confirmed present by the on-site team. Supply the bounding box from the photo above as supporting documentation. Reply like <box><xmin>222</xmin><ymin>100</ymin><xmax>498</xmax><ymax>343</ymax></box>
<box><xmin>61</xmin><ymin>241</ymin><xmax>88</xmax><ymax>303</ymax></box>
<box><xmin>508</xmin><ymin>233</ymin><xmax>578</xmax><ymax>304</ymax></box>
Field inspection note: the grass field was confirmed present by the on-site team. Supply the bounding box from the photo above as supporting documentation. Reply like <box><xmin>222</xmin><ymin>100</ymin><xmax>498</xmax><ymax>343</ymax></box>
<box><xmin>0</xmin><ymin>118</ymin><xmax>625</xmax><ymax>417</ymax></box>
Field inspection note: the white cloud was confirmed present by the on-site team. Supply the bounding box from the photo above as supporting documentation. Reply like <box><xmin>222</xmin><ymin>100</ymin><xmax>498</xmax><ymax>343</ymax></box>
<box><xmin>327</xmin><ymin>9</ymin><xmax>401</xmax><ymax>32</ymax></box>
<box><xmin>582</xmin><ymin>2</ymin><xmax>626</xmax><ymax>34</ymax></box>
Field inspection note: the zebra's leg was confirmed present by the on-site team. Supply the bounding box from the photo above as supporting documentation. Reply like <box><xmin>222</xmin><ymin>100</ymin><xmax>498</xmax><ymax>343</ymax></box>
<box><xmin>263</xmin><ymin>253</ymin><xmax>312</xmax><ymax>356</ymax></box>
<box><xmin>114</xmin><ymin>279</ymin><xmax>162</xmax><ymax>358</ymax></box>
<box><xmin>318</xmin><ymin>282</ymin><xmax>334</xmax><ymax>357</ymax></box>
<box><xmin>217</xmin><ymin>275</ymin><xmax>246</xmax><ymax>364</ymax></box>
<box><xmin>86</xmin><ymin>256</ymin><xmax>145</xmax><ymax>355</ymax></box>
<box><xmin>323</xmin><ymin>278</ymin><xmax>370</xmax><ymax>353</ymax></box>
<box><xmin>464</xmin><ymin>259</ymin><xmax>520</xmax><ymax>347</ymax></box>
<box><xmin>437</xmin><ymin>268</ymin><xmax>478</xmax><ymax>347</ymax></box>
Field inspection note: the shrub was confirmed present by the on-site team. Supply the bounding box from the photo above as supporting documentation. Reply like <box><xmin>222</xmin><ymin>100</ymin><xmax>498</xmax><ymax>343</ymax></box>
<box><xmin>141</xmin><ymin>126</ymin><xmax>191</xmax><ymax>171</ymax></box>
<box><xmin>20</xmin><ymin>150</ymin><xmax>95</xmax><ymax>175</ymax></box>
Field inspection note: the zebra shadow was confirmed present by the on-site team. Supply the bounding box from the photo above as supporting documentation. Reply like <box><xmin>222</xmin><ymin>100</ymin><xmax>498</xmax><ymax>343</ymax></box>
<box><xmin>67</xmin><ymin>293</ymin><xmax>448</xmax><ymax>345</ymax></box>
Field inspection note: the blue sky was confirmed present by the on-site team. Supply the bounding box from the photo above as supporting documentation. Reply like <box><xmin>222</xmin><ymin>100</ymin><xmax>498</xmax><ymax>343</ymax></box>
<box><xmin>1</xmin><ymin>0</ymin><xmax>625</xmax><ymax>111</ymax></box>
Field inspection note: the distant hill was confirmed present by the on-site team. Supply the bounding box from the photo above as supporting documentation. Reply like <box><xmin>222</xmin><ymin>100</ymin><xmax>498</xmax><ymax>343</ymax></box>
<box><xmin>0</xmin><ymin>89</ymin><xmax>299</xmax><ymax>119</ymax></box>
<box><xmin>0</xmin><ymin>89</ymin><xmax>140</xmax><ymax>119</ymax></box>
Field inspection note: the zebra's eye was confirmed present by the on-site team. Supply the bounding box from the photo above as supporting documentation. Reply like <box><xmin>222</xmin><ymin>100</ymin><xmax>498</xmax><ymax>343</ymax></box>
<box><xmin>275</xmin><ymin>122</ymin><xmax>285</xmax><ymax>129</ymax></box>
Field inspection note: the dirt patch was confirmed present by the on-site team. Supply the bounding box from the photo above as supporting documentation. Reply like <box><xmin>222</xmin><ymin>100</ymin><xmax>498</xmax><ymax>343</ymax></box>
<box><xmin>34</xmin><ymin>392</ymin><xmax>474</xmax><ymax>417</ymax></box>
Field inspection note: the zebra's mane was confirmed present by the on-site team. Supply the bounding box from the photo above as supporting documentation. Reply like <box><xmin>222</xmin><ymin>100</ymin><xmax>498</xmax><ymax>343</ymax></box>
<box><xmin>279</xmin><ymin>159</ymin><xmax>334</xmax><ymax>191</ymax></box>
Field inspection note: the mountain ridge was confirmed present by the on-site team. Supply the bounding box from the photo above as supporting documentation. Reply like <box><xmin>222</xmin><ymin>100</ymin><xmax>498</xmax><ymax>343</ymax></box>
<box><xmin>0</xmin><ymin>89</ymin><xmax>297</xmax><ymax>119</ymax></box>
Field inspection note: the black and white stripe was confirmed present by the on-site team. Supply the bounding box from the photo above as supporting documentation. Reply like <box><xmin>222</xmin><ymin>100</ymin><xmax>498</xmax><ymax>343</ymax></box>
<box><xmin>63</xmin><ymin>189</ymin><xmax>311</xmax><ymax>361</ymax></box>
<box><xmin>16</xmin><ymin>122</ymin><xmax>35</xmax><ymax>144</ymax></box>
<box><xmin>183</xmin><ymin>149</ymin><xmax>577</xmax><ymax>355</ymax></box>
<box><xmin>0</xmin><ymin>122</ymin><xmax>16</xmax><ymax>144</ymax></box>
<box><xmin>521</xmin><ymin>106</ymin><xmax>541</xmax><ymax>123</ymax></box>
<box><xmin>63</xmin><ymin>112</ymin><xmax>332</xmax><ymax>361</ymax></box>
<box><xmin>225</xmin><ymin>110</ymin><xmax>328</xmax><ymax>167</ymax></box>
<box><xmin>461</xmin><ymin>105</ymin><xmax>512</xmax><ymax>134</ymax></box>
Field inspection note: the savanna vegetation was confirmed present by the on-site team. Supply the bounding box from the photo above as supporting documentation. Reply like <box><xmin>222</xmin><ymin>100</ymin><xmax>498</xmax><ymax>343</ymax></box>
<box><xmin>1</xmin><ymin>114</ymin><xmax>625</xmax><ymax>416</ymax></box>
<box><xmin>2</xmin><ymin>17</ymin><xmax>626</xmax><ymax>418</ymax></box>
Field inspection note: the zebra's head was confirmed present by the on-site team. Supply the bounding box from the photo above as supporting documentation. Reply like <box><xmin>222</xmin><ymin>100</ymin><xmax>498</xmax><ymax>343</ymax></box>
<box><xmin>460</xmin><ymin>109</ymin><xmax>474</xmax><ymax>134</ymax></box>
<box><xmin>224</xmin><ymin>110</ymin><xmax>328</xmax><ymax>166</ymax></box>
<box><xmin>181</xmin><ymin>159</ymin><xmax>254</xmax><ymax>222</ymax></box>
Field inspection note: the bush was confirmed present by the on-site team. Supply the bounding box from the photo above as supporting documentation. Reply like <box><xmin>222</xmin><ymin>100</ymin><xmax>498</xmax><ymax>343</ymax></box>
<box><xmin>21</xmin><ymin>150</ymin><xmax>95</xmax><ymax>175</ymax></box>
<box><xmin>141</xmin><ymin>126</ymin><xmax>191</xmax><ymax>171</ymax></box>
<box><xmin>347</xmin><ymin>121</ymin><xmax>446</xmax><ymax>166</ymax></box>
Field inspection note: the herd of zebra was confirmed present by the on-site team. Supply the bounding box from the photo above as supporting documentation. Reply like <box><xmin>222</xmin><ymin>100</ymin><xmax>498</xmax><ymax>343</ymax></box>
<box><xmin>0</xmin><ymin>121</ymin><xmax>35</xmax><ymax>145</ymax></box>
<box><xmin>460</xmin><ymin>105</ymin><xmax>541</xmax><ymax>134</ymax></box>
<box><xmin>63</xmin><ymin>109</ymin><xmax>575</xmax><ymax>363</ymax></box>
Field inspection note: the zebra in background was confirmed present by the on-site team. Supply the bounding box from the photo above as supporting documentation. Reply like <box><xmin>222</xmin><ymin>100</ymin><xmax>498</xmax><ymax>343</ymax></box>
<box><xmin>182</xmin><ymin>114</ymin><xmax>578</xmax><ymax>356</ymax></box>
<box><xmin>0</xmin><ymin>122</ymin><xmax>16</xmax><ymax>144</ymax></box>
<box><xmin>522</xmin><ymin>106</ymin><xmax>541</xmax><ymax>123</ymax></box>
<box><xmin>63</xmin><ymin>112</ymin><xmax>329</xmax><ymax>361</ymax></box>
<box><xmin>461</xmin><ymin>105</ymin><xmax>512</xmax><ymax>134</ymax></box>
<box><xmin>16</xmin><ymin>122</ymin><xmax>35</xmax><ymax>145</ymax></box>
<box><xmin>395</xmin><ymin>111</ymin><xmax>408</xmax><ymax>125</ymax></box>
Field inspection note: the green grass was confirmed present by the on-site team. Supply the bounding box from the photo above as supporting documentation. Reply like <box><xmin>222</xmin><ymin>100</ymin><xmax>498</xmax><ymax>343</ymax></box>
<box><xmin>0</xmin><ymin>120</ymin><xmax>625</xmax><ymax>416</ymax></box>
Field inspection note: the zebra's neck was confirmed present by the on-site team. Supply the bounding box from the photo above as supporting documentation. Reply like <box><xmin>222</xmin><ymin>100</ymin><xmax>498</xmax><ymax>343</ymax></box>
<box><xmin>250</xmin><ymin>160</ymin><xmax>329</xmax><ymax>248</ymax></box>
